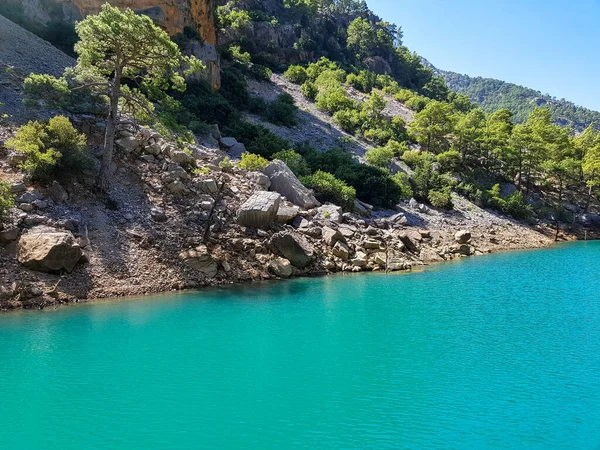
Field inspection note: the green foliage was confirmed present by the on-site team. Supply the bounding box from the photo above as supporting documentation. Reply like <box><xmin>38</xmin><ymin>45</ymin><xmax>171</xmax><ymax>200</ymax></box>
<box><xmin>6</xmin><ymin>116</ymin><xmax>87</xmax><ymax>183</ymax></box>
<box><xmin>365</xmin><ymin>146</ymin><xmax>395</xmax><ymax>168</ymax></box>
<box><xmin>224</xmin><ymin>121</ymin><xmax>289</xmax><ymax>159</ymax></box>
<box><xmin>248</xmin><ymin>64</ymin><xmax>273</xmax><ymax>81</ymax></box>
<box><xmin>332</xmin><ymin>109</ymin><xmax>366</xmax><ymax>134</ymax></box>
<box><xmin>441</xmin><ymin>70</ymin><xmax>600</xmax><ymax>132</ymax></box>
<box><xmin>284</xmin><ymin>65</ymin><xmax>308</xmax><ymax>84</ymax></box>
<box><xmin>272</xmin><ymin>150</ymin><xmax>310</xmax><ymax>176</ymax></box>
<box><xmin>230</xmin><ymin>45</ymin><xmax>252</xmax><ymax>65</ymax></box>
<box><xmin>346</xmin><ymin>70</ymin><xmax>377</xmax><ymax>93</ymax></box>
<box><xmin>436</xmin><ymin>149</ymin><xmax>462</xmax><ymax>173</ymax></box>
<box><xmin>175</xmin><ymin>81</ymin><xmax>239</xmax><ymax>126</ymax></box>
<box><xmin>172</xmin><ymin>26</ymin><xmax>204</xmax><ymax>50</ymax></box>
<box><xmin>219</xmin><ymin>156</ymin><xmax>234</xmax><ymax>172</ymax></box>
<box><xmin>405</xmin><ymin>95</ymin><xmax>431</xmax><ymax>112</ymax></box>
<box><xmin>220</xmin><ymin>67</ymin><xmax>250</xmax><ymax>108</ymax></box>
<box><xmin>0</xmin><ymin>180</ymin><xmax>15</xmax><ymax>223</ymax></box>
<box><xmin>265</xmin><ymin>93</ymin><xmax>298</xmax><ymax>126</ymax></box>
<box><xmin>421</xmin><ymin>76</ymin><xmax>450</xmax><ymax>101</ymax></box>
<box><xmin>428</xmin><ymin>187</ymin><xmax>453</xmax><ymax>209</ymax></box>
<box><xmin>301</xmin><ymin>81</ymin><xmax>318</xmax><ymax>101</ymax></box>
<box><xmin>409</xmin><ymin>100</ymin><xmax>455</xmax><ymax>153</ymax></box>
<box><xmin>300</xmin><ymin>171</ymin><xmax>356</xmax><ymax>210</ymax></box>
<box><xmin>217</xmin><ymin>2</ymin><xmax>251</xmax><ymax>29</ymax></box>
<box><xmin>391</xmin><ymin>172</ymin><xmax>413</xmax><ymax>199</ymax></box>
<box><xmin>401</xmin><ymin>150</ymin><xmax>433</xmax><ymax>168</ymax></box>
<box><xmin>238</xmin><ymin>153</ymin><xmax>269</xmax><ymax>171</ymax></box>
<box><xmin>335</xmin><ymin>164</ymin><xmax>401</xmax><ymax>208</ymax></box>
<box><xmin>315</xmin><ymin>87</ymin><xmax>356</xmax><ymax>114</ymax></box>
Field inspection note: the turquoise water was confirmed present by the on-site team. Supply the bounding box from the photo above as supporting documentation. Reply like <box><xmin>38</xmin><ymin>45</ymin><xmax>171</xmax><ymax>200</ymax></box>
<box><xmin>1</xmin><ymin>242</ymin><xmax>600</xmax><ymax>449</ymax></box>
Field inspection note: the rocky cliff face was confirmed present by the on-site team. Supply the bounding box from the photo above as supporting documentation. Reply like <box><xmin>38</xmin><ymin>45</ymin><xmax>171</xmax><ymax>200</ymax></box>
<box><xmin>13</xmin><ymin>0</ymin><xmax>216</xmax><ymax>43</ymax></box>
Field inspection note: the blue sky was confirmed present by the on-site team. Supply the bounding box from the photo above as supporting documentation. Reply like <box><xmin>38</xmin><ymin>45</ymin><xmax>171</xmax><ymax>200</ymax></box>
<box><xmin>366</xmin><ymin>0</ymin><xmax>600</xmax><ymax>111</ymax></box>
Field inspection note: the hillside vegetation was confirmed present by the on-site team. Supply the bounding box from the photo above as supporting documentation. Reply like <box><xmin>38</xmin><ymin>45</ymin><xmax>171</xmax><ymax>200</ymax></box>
<box><xmin>430</xmin><ymin>65</ymin><xmax>600</xmax><ymax>133</ymax></box>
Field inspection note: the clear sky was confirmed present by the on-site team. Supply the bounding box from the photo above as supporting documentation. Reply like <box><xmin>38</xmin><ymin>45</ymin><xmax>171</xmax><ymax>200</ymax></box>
<box><xmin>366</xmin><ymin>0</ymin><xmax>600</xmax><ymax>111</ymax></box>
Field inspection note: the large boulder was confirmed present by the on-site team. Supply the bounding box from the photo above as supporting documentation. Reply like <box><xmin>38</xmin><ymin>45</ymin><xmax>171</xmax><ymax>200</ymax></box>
<box><xmin>264</xmin><ymin>160</ymin><xmax>320</xmax><ymax>209</ymax></box>
<box><xmin>238</xmin><ymin>192</ymin><xmax>281</xmax><ymax>229</ymax></box>
<box><xmin>269</xmin><ymin>258</ymin><xmax>293</xmax><ymax>278</ymax></box>
<box><xmin>322</xmin><ymin>226</ymin><xmax>344</xmax><ymax>247</ymax></box>
<box><xmin>179</xmin><ymin>246</ymin><xmax>218</xmax><ymax>278</ymax></box>
<box><xmin>317</xmin><ymin>204</ymin><xmax>343</xmax><ymax>223</ymax></box>
<box><xmin>17</xmin><ymin>226</ymin><xmax>82</xmax><ymax>273</ymax></box>
<box><xmin>455</xmin><ymin>230</ymin><xmax>472</xmax><ymax>244</ymax></box>
<box><xmin>270</xmin><ymin>232</ymin><xmax>313</xmax><ymax>268</ymax></box>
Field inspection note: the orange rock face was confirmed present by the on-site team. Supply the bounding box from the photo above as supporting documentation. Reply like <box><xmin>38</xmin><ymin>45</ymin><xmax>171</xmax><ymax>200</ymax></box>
<box><xmin>69</xmin><ymin>0</ymin><xmax>216</xmax><ymax>43</ymax></box>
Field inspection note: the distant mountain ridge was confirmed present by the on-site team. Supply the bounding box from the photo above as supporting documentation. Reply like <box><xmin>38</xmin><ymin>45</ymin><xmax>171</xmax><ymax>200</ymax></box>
<box><xmin>421</xmin><ymin>58</ymin><xmax>600</xmax><ymax>133</ymax></box>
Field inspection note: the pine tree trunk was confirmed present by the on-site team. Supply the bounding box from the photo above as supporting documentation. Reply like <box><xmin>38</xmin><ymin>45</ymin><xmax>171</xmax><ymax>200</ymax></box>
<box><xmin>98</xmin><ymin>69</ymin><xmax>122</xmax><ymax>192</ymax></box>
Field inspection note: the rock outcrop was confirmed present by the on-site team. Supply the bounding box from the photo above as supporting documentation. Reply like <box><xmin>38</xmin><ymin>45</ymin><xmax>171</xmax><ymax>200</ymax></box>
<box><xmin>270</xmin><ymin>232</ymin><xmax>313</xmax><ymax>269</ymax></box>
<box><xmin>17</xmin><ymin>226</ymin><xmax>82</xmax><ymax>273</ymax></box>
<box><xmin>238</xmin><ymin>191</ymin><xmax>281</xmax><ymax>229</ymax></box>
<box><xmin>264</xmin><ymin>160</ymin><xmax>320</xmax><ymax>209</ymax></box>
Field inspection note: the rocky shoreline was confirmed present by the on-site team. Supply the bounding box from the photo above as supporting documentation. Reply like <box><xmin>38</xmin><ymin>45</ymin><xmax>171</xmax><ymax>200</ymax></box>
<box><xmin>0</xmin><ymin>121</ymin><xmax>566</xmax><ymax>311</ymax></box>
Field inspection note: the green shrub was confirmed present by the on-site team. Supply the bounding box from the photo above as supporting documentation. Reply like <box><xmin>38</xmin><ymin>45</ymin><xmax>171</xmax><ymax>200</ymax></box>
<box><xmin>301</xmin><ymin>81</ymin><xmax>318</xmax><ymax>101</ymax></box>
<box><xmin>301</xmin><ymin>147</ymin><xmax>356</xmax><ymax>174</ymax></box>
<box><xmin>176</xmin><ymin>81</ymin><xmax>239</xmax><ymax>125</ymax></box>
<box><xmin>224</xmin><ymin>121</ymin><xmax>289</xmax><ymax>159</ymax></box>
<box><xmin>335</xmin><ymin>164</ymin><xmax>401</xmax><ymax>208</ymax></box>
<box><xmin>346</xmin><ymin>70</ymin><xmax>377</xmax><ymax>93</ymax></box>
<box><xmin>428</xmin><ymin>187</ymin><xmax>453</xmax><ymax>209</ymax></box>
<box><xmin>316</xmin><ymin>87</ymin><xmax>356</xmax><ymax>114</ymax></box>
<box><xmin>272</xmin><ymin>149</ymin><xmax>310</xmax><ymax>176</ymax></box>
<box><xmin>265</xmin><ymin>93</ymin><xmax>298</xmax><ymax>126</ymax></box>
<box><xmin>391</xmin><ymin>172</ymin><xmax>413</xmax><ymax>199</ymax></box>
<box><xmin>405</xmin><ymin>95</ymin><xmax>430</xmax><ymax>112</ymax></box>
<box><xmin>332</xmin><ymin>109</ymin><xmax>366</xmax><ymax>134</ymax></box>
<box><xmin>386</xmin><ymin>139</ymin><xmax>409</xmax><ymax>157</ymax></box>
<box><xmin>366</xmin><ymin>146</ymin><xmax>395</xmax><ymax>168</ymax></box>
<box><xmin>305</xmin><ymin>57</ymin><xmax>341</xmax><ymax>81</ymax></box>
<box><xmin>0</xmin><ymin>180</ymin><xmax>15</xmax><ymax>223</ymax></box>
<box><xmin>248</xmin><ymin>96</ymin><xmax>268</xmax><ymax>114</ymax></box>
<box><xmin>220</xmin><ymin>67</ymin><xmax>250</xmax><ymax>108</ymax></box>
<box><xmin>363</xmin><ymin>127</ymin><xmax>394</xmax><ymax>146</ymax></box>
<box><xmin>436</xmin><ymin>149</ymin><xmax>462</xmax><ymax>173</ymax></box>
<box><xmin>219</xmin><ymin>156</ymin><xmax>234</xmax><ymax>172</ymax></box>
<box><xmin>401</xmin><ymin>150</ymin><xmax>433</xmax><ymax>168</ymax></box>
<box><xmin>411</xmin><ymin>157</ymin><xmax>440</xmax><ymax>200</ymax></box>
<box><xmin>230</xmin><ymin>45</ymin><xmax>251</xmax><ymax>64</ymax></box>
<box><xmin>284</xmin><ymin>65</ymin><xmax>308</xmax><ymax>84</ymax></box>
<box><xmin>300</xmin><ymin>170</ymin><xmax>356</xmax><ymax>210</ymax></box>
<box><xmin>217</xmin><ymin>3</ymin><xmax>251</xmax><ymax>29</ymax></box>
<box><xmin>248</xmin><ymin>64</ymin><xmax>272</xmax><ymax>81</ymax></box>
<box><xmin>239</xmin><ymin>153</ymin><xmax>269</xmax><ymax>171</ymax></box>
<box><xmin>503</xmin><ymin>191</ymin><xmax>532</xmax><ymax>220</ymax></box>
<box><xmin>6</xmin><ymin>116</ymin><xmax>87</xmax><ymax>183</ymax></box>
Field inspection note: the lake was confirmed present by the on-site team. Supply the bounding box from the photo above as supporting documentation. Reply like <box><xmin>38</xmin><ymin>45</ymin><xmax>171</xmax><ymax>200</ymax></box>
<box><xmin>1</xmin><ymin>242</ymin><xmax>599</xmax><ymax>449</ymax></box>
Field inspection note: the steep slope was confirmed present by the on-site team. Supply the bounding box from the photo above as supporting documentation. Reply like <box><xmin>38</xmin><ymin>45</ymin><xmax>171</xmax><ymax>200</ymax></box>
<box><xmin>422</xmin><ymin>58</ymin><xmax>600</xmax><ymax>132</ymax></box>
<box><xmin>0</xmin><ymin>14</ymin><xmax>75</xmax><ymax>123</ymax></box>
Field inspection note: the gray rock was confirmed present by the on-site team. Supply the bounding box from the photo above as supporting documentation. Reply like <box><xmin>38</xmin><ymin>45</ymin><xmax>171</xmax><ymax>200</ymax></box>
<box><xmin>167</xmin><ymin>180</ymin><xmax>187</xmax><ymax>194</ymax></box>
<box><xmin>17</xmin><ymin>226</ymin><xmax>82</xmax><ymax>273</ymax></box>
<box><xmin>317</xmin><ymin>204</ymin><xmax>343</xmax><ymax>223</ymax></box>
<box><xmin>150</xmin><ymin>207</ymin><xmax>167</xmax><ymax>222</ymax></box>
<box><xmin>23</xmin><ymin>215</ymin><xmax>47</xmax><ymax>226</ymax></box>
<box><xmin>196</xmin><ymin>179</ymin><xmax>218</xmax><ymax>194</ymax></box>
<box><xmin>270</xmin><ymin>232</ymin><xmax>313</xmax><ymax>268</ymax></box>
<box><xmin>248</xmin><ymin>171</ymin><xmax>271</xmax><ymax>189</ymax></box>
<box><xmin>179</xmin><ymin>246</ymin><xmax>218</xmax><ymax>278</ymax></box>
<box><xmin>500</xmin><ymin>183</ymin><xmax>518</xmax><ymax>198</ymax></box>
<box><xmin>220</xmin><ymin>137</ymin><xmax>238</xmax><ymax>149</ymax></box>
<box><xmin>353</xmin><ymin>200</ymin><xmax>370</xmax><ymax>216</ymax></box>
<box><xmin>10</xmin><ymin>182</ymin><xmax>26</xmax><ymax>194</ymax></box>
<box><xmin>276</xmin><ymin>204</ymin><xmax>300</xmax><ymax>223</ymax></box>
<box><xmin>139</xmin><ymin>154</ymin><xmax>156</xmax><ymax>164</ymax></box>
<box><xmin>32</xmin><ymin>199</ymin><xmax>48</xmax><ymax>210</ymax></box>
<box><xmin>322</xmin><ymin>226</ymin><xmax>344</xmax><ymax>247</ymax></box>
<box><xmin>16</xmin><ymin>190</ymin><xmax>43</xmax><ymax>204</ymax></box>
<box><xmin>238</xmin><ymin>191</ymin><xmax>281</xmax><ymax>229</ymax></box>
<box><xmin>145</xmin><ymin>141</ymin><xmax>162</xmax><ymax>156</ymax></box>
<box><xmin>292</xmin><ymin>216</ymin><xmax>310</xmax><ymax>229</ymax></box>
<box><xmin>18</xmin><ymin>203</ymin><xmax>34</xmax><ymax>212</ymax></box>
<box><xmin>409</xmin><ymin>198</ymin><xmax>419</xmax><ymax>209</ymax></box>
<box><xmin>169</xmin><ymin>150</ymin><xmax>195</xmax><ymax>166</ymax></box>
<box><xmin>351</xmin><ymin>251</ymin><xmax>368</xmax><ymax>268</ymax></box>
<box><xmin>116</xmin><ymin>136</ymin><xmax>140</xmax><ymax>153</ymax></box>
<box><xmin>48</xmin><ymin>181</ymin><xmax>68</xmax><ymax>203</ymax></box>
<box><xmin>269</xmin><ymin>258</ymin><xmax>293</xmax><ymax>278</ymax></box>
<box><xmin>228</xmin><ymin>142</ymin><xmax>247</xmax><ymax>159</ymax></box>
<box><xmin>264</xmin><ymin>160</ymin><xmax>320</xmax><ymax>209</ymax></box>
<box><xmin>0</xmin><ymin>226</ymin><xmax>19</xmax><ymax>245</ymax></box>
<box><xmin>455</xmin><ymin>230</ymin><xmax>472</xmax><ymax>244</ymax></box>
<box><xmin>332</xmin><ymin>241</ymin><xmax>350</xmax><ymax>260</ymax></box>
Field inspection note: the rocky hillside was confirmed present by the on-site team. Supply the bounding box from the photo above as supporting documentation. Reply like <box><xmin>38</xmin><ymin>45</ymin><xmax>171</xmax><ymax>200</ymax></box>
<box><xmin>0</xmin><ymin>14</ymin><xmax>75</xmax><ymax>123</ymax></box>
<box><xmin>0</xmin><ymin>117</ymin><xmax>554</xmax><ymax>310</ymax></box>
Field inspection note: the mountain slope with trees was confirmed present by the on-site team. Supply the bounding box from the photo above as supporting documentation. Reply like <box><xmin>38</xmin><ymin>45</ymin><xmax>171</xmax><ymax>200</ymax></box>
<box><xmin>423</xmin><ymin>60</ymin><xmax>600</xmax><ymax>132</ymax></box>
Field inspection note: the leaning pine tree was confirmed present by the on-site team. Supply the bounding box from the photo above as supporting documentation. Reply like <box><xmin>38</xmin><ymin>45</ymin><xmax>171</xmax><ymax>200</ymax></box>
<box><xmin>25</xmin><ymin>3</ymin><xmax>202</xmax><ymax>191</ymax></box>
